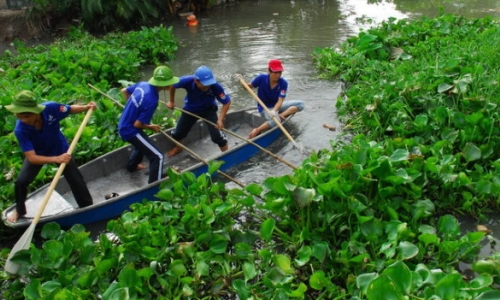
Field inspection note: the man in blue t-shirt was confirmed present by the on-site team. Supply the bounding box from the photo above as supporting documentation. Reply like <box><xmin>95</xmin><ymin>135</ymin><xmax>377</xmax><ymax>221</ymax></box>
<box><xmin>118</xmin><ymin>65</ymin><xmax>179</xmax><ymax>184</ymax></box>
<box><xmin>166</xmin><ymin>65</ymin><xmax>231</xmax><ymax>157</ymax></box>
<box><xmin>5</xmin><ymin>90</ymin><xmax>96</xmax><ymax>223</ymax></box>
<box><xmin>243</xmin><ymin>59</ymin><xmax>304</xmax><ymax>138</ymax></box>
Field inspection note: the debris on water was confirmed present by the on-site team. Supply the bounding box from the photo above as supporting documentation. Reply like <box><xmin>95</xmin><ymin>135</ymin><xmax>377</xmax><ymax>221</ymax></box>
<box><xmin>323</xmin><ymin>123</ymin><xmax>336</xmax><ymax>131</ymax></box>
<box><xmin>477</xmin><ymin>225</ymin><xmax>492</xmax><ymax>234</ymax></box>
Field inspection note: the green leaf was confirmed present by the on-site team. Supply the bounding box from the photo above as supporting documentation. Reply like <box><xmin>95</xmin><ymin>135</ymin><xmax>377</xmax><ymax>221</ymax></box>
<box><xmin>41</xmin><ymin>222</ymin><xmax>63</xmax><ymax>240</ymax></box>
<box><xmin>196</xmin><ymin>261</ymin><xmax>209</xmax><ymax>278</ymax></box>
<box><xmin>209</xmin><ymin>235</ymin><xmax>228</xmax><ymax>254</ymax></box>
<box><xmin>118</xmin><ymin>264</ymin><xmax>138</xmax><ymax>288</ymax></box>
<box><xmin>435</xmin><ymin>273</ymin><xmax>463</xmax><ymax>299</ymax></box>
<box><xmin>234</xmin><ymin>242</ymin><xmax>253</xmax><ymax>259</ymax></box>
<box><xmin>295</xmin><ymin>246</ymin><xmax>312</xmax><ymax>267</ymax></box>
<box><xmin>169</xmin><ymin>260</ymin><xmax>188</xmax><ymax>277</ymax></box>
<box><xmin>366</xmin><ymin>274</ymin><xmax>402</xmax><ymax>300</ymax></box>
<box><xmin>468</xmin><ymin>273</ymin><xmax>494</xmax><ymax>290</ymax></box>
<box><xmin>418</xmin><ymin>233</ymin><xmax>439</xmax><ymax>247</ymax></box>
<box><xmin>245</xmin><ymin>183</ymin><xmax>263</xmax><ymax>196</ymax></box>
<box><xmin>475</xmin><ymin>290</ymin><xmax>500</xmax><ymax>300</ymax></box>
<box><xmin>382</xmin><ymin>261</ymin><xmax>412</xmax><ymax>294</ymax></box>
<box><xmin>356</xmin><ymin>273</ymin><xmax>378</xmax><ymax>295</ymax></box>
<box><xmin>288</xmin><ymin>282</ymin><xmax>308</xmax><ymax>298</ymax></box>
<box><xmin>96</xmin><ymin>258</ymin><xmax>118</xmax><ymax>274</ymax></box>
<box><xmin>309</xmin><ymin>270</ymin><xmax>328</xmax><ymax>290</ymax></box>
<box><xmin>77</xmin><ymin>270</ymin><xmax>98</xmax><ymax>288</ymax></box>
<box><xmin>108</xmin><ymin>287</ymin><xmax>130</xmax><ymax>300</ymax></box>
<box><xmin>360</xmin><ymin>218</ymin><xmax>383</xmax><ymax>242</ymax></box>
<box><xmin>24</xmin><ymin>279</ymin><xmax>42</xmax><ymax>300</ymax></box>
<box><xmin>472</xmin><ymin>260</ymin><xmax>497</xmax><ymax>275</ymax></box>
<box><xmin>274</xmin><ymin>254</ymin><xmax>294</xmax><ymax>275</ymax></box>
<box><xmin>397</xmin><ymin>241</ymin><xmax>419</xmax><ymax>260</ymax></box>
<box><xmin>414</xmin><ymin>114</ymin><xmax>428</xmax><ymax>128</ymax></box>
<box><xmin>462</xmin><ymin>142</ymin><xmax>481</xmax><ymax>162</ymax></box>
<box><xmin>243</xmin><ymin>262</ymin><xmax>257</xmax><ymax>282</ymax></box>
<box><xmin>261</xmin><ymin>218</ymin><xmax>276</xmax><ymax>242</ymax></box>
<box><xmin>389</xmin><ymin>149</ymin><xmax>409</xmax><ymax>162</ymax></box>
<box><xmin>232</xmin><ymin>279</ymin><xmax>251</xmax><ymax>300</ymax></box>
<box><xmin>437</xmin><ymin>83</ymin><xmax>453</xmax><ymax>93</ymax></box>
<box><xmin>293</xmin><ymin>187</ymin><xmax>316</xmax><ymax>208</ymax></box>
<box><xmin>156</xmin><ymin>188</ymin><xmax>174</xmax><ymax>201</ymax></box>
<box><xmin>207</xmin><ymin>160</ymin><xmax>224</xmax><ymax>174</ymax></box>
<box><xmin>311</xmin><ymin>241</ymin><xmax>329</xmax><ymax>262</ymax></box>
<box><xmin>438</xmin><ymin>215</ymin><xmax>460</xmax><ymax>238</ymax></box>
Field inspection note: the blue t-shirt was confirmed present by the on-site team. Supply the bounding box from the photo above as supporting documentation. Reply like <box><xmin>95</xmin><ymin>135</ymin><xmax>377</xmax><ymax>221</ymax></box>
<box><xmin>173</xmin><ymin>75</ymin><xmax>231</xmax><ymax>113</ymax></box>
<box><xmin>14</xmin><ymin>102</ymin><xmax>72</xmax><ymax>156</ymax></box>
<box><xmin>118</xmin><ymin>82</ymin><xmax>159</xmax><ymax>141</ymax></box>
<box><xmin>251</xmin><ymin>74</ymin><xmax>288</xmax><ymax>112</ymax></box>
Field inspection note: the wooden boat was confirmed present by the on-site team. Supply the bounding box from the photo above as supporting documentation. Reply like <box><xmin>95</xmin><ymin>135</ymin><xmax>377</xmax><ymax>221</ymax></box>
<box><xmin>2</xmin><ymin>108</ymin><xmax>291</xmax><ymax>229</ymax></box>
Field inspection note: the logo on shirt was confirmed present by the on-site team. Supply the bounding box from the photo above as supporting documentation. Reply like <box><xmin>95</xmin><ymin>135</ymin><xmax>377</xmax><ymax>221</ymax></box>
<box><xmin>219</xmin><ymin>93</ymin><xmax>226</xmax><ymax>100</ymax></box>
<box><xmin>48</xmin><ymin>114</ymin><xmax>56</xmax><ymax>125</ymax></box>
<box><xmin>59</xmin><ymin>106</ymin><xmax>68</xmax><ymax>113</ymax></box>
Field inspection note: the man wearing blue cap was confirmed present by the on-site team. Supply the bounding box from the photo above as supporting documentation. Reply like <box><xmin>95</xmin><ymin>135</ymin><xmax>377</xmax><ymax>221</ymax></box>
<box><xmin>166</xmin><ymin>65</ymin><xmax>231</xmax><ymax>157</ymax></box>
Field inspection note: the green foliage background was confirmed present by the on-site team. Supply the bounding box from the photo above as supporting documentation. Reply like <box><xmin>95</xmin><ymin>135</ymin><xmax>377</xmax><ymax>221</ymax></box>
<box><xmin>2</xmin><ymin>12</ymin><xmax>500</xmax><ymax>300</ymax></box>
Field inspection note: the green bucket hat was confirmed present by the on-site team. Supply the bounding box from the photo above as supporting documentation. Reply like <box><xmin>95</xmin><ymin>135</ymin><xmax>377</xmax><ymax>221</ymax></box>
<box><xmin>148</xmin><ymin>66</ymin><xmax>179</xmax><ymax>87</ymax></box>
<box><xmin>5</xmin><ymin>90</ymin><xmax>45</xmax><ymax>114</ymax></box>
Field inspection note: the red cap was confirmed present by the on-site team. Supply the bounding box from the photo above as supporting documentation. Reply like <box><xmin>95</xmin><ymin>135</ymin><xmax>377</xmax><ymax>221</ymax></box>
<box><xmin>268</xmin><ymin>59</ymin><xmax>284</xmax><ymax>72</ymax></box>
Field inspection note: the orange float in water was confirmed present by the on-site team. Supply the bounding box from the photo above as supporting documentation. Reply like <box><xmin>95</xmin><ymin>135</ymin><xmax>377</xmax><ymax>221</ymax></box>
<box><xmin>187</xmin><ymin>14</ymin><xmax>198</xmax><ymax>26</ymax></box>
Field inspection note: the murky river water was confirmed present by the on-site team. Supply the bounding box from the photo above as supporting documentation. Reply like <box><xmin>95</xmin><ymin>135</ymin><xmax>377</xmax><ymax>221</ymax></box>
<box><xmin>3</xmin><ymin>0</ymin><xmax>500</xmax><ymax>258</ymax></box>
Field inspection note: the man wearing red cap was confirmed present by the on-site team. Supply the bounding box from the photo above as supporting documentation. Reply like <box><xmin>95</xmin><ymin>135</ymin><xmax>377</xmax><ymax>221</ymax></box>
<box><xmin>244</xmin><ymin>59</ymin><xmax>304</xmax><ymax>138</ymax></box>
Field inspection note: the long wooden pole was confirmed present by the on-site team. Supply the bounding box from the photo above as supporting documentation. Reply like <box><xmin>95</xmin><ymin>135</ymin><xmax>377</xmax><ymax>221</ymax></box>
<box><xmin>174</xmin><ymin>107</ymin><xmax>297</xmax><ymax>170</ymax></box>
<box><xmin>237</xmin><ymin>76</ymin><xmax>306</xmax><ymax>154</ymax></box>
<box><xmin>88</xmin><ymin>83</ymin><xmax>124</xmax><ymax>108</ymax></box>
<box><xmin>160</xmin><ymin>131</ymin><xmax>246</xmax><ymax>188</ymax></box>
<box><xmin>88</xmin><ymin>84</ymin><xmax>246</xmax><ymax>188</ymax></box>
<box><xmin>5</xmin><ymin>108</ymin><xmax>94</xmax><ymax>274</ymax></box>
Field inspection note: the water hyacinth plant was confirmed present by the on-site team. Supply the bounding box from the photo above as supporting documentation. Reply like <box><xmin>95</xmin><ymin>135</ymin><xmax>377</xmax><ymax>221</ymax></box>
<box><xmin>2</xmin><ymin>12</ymin><xmax>500</xmax><ymax>299</ymax></box>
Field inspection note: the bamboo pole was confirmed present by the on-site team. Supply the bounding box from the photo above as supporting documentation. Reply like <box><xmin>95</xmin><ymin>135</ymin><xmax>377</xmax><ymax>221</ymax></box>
<box><xmin>173</xmin><ymin>107</ymin><xmax>297</xmax><ymax>170</ymax></box>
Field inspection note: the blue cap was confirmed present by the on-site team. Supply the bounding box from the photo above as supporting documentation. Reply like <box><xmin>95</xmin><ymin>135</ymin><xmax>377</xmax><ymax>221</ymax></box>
<box><xmin>194</xmin><ymin>66</ymin><xmax>216</xmax><ymax>86</ymax></box>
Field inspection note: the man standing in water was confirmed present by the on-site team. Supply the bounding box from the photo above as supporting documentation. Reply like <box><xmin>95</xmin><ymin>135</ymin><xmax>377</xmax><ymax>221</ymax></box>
<box><xmin>5</xmin><ymin>90</ymin><xmax>96</xmax><ymax>223</ymax></box>
<box><xmin>243</xmin><ymin>59</ymin><xmax>304</xmax><ymax>138</ymax></box>
<box><xmin>119</xmin><ymin>65</ymin><xmax>179</xmax><ymax>183</ymax></box>
<box><xmin>166</xmin><ymin>65</ymin><xmax>231</xmax><ymax>157</ymax></box>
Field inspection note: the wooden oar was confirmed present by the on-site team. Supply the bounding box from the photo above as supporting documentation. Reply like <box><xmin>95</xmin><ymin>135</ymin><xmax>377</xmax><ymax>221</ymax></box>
<box><xmin>236</xmin><ymin>76</ymin><xmax>307</xmax><ymax>154</ymax></box>
<box><xmin>160</xmin><ymin>131</ymin><xmax>246</xmax><ymax>188</ymax></box>
<box><xmin>5</xmin><ymin>108</ymin><xmax>95</xmax><ymax>274</ymax></box>
<box><xmin>88</xmin><ymin>83</ymin><xmax>124</xmax><ymax>108</ymax></box>
<box><xmin>173</xmin><ymin>107</ymin><xmax>297</xmax><ymax>170</ymax></box>
<box><xmin>87</xmin><ymin>84</ymin><xmax>245</xmax><ymax>187</ymax></box>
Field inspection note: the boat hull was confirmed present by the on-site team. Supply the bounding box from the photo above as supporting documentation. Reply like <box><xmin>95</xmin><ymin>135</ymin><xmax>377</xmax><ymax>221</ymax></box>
<box><xmin>2</xmin><ymin>108</ymin><xmax>290</xmax><ymax>229</ymax></box>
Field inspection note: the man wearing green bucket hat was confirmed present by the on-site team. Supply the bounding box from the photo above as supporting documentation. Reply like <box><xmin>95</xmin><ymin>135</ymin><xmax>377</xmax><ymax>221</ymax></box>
<box><xmin>5</xmin><ymin>90</ymin><xmax>96</xmax><ymax>223</ymax></box>
<box><xmin>118</xmin><ymin>65</ymin><xmax>179</xmax><ymax>184</ymax></box>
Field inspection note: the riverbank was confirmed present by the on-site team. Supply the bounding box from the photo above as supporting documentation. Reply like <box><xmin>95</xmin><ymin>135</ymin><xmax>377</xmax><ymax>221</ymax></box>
<box><xmin>0</xmin><ymin>9</ymin><xmax>33</xmax><ymax>42</ymax></box>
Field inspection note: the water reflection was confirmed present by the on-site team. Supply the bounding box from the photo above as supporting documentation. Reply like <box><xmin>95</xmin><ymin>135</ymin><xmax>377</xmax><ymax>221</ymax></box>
<box><xmin>339</xmin><ymin>0</ymin><xmax>411</xmax><ymax>32</ymax></box>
